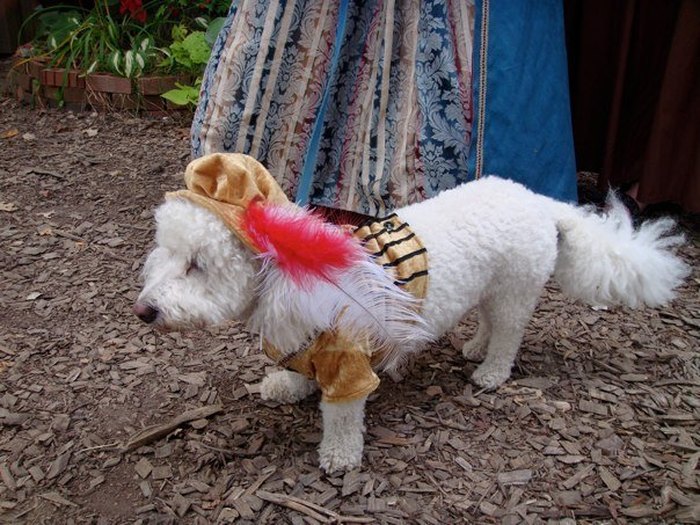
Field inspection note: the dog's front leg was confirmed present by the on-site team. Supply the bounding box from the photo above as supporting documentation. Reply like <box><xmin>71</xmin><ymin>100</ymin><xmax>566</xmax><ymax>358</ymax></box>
<box><xmin>318</xmin><ymin>397</ymin><xmax>366</xmax><ymax>473</ymax></box>
<box><xmin>260</xmin><ymin>370</ymin><xmax>317</xmax><ymax>403</ymax></box>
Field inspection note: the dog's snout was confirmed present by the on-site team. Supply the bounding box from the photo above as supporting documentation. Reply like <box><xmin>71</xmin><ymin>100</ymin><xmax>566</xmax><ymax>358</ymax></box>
<box><xmin>133</xmin><ymin>303</ymin><xmax>158</xmax><ymax>324</ymax></box>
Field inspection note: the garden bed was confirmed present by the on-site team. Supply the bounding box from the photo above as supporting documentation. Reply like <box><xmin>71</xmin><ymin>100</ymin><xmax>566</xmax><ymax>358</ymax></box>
<box><xmin>3</xmin><ymin>0</ymin><xmax>228</xmax><ymax>115</ymax></box>
<box><xmin>6</xmin><ymin>58</ymin><xmax>192</xmax><ymax>116</ymax></box>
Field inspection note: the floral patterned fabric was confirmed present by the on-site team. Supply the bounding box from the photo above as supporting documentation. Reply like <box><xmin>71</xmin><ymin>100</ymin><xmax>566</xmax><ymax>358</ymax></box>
<box><xmin>191</xmin><ymin>0</ymin><xmax>578</xmax><ymax>213</ymax></box>
<box><xmin>191</xmin><ymin>0</ymin><xmax>476</xmax><ymax>215</ymax></box>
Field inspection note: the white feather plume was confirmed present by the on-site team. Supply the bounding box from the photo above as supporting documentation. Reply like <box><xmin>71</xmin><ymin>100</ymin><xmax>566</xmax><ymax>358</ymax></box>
<box><xmin>247</xmin><ymin>253</ymin><xmax>432</xmax><ymax>370</ymax></box>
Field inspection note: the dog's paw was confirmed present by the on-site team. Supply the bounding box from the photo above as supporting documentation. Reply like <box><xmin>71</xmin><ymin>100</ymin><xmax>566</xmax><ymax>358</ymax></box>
<box><xmin>318</xmin><ymin>434</ymin><xmax>363</xmax><ymax>473</ymax></box>
<box><xmin>471</xmin><ymin>363</ymin><xmax>511</xmax><ymax>390</ymax></box>
<box><xmin>260</xmin><ymin>371</ymin><xmax>317</xmax><ymax>404</ymax></box>
<box><xmin>462</xmin><ymin>336</ymin><xmax>488</xmax><ymax>361</ymax></box>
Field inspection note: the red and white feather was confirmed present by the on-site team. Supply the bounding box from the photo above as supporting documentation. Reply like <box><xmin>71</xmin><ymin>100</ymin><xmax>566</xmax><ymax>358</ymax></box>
<box><xmin>242</xmin><ymin>200</ymin><xmax>363</xmax><ymax>288</ymax></box>
<box><xmin>243</xmin><ymin>201</ymin><xmax>431</xmax><ymax>368</ymax></box>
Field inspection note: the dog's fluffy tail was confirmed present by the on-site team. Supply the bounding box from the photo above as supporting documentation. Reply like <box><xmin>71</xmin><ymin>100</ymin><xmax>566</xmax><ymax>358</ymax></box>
<box><xmin>552</xmin><ymin>194</ymin><xmax>689</xmax><ymax>308</ymax></box>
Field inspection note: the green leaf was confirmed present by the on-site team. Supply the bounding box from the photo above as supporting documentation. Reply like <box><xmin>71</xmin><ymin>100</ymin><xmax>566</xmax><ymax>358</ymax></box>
<box><xmin>162</xmin><ymin>80</ymin><xmax>201</xmax><ymax>107</ymax></box>
<box><xmin>124</xmin><ymin>50</ymin><xmax>134</xmax><ymax>78</ymax></box>
<box><xmin>171</xmin><ymin>24</ymin><xmax>188</xmax><ymax>43</ymax></box>
<box><xmin>109</xmin><ymin>50</ymin><xmax>123</xmax><ymax>76</ymax></box>
<box><xmin>157</xmin><ymin>48</ymin><xmax>174</xmax><ymax>72</ymax></box>
<box><xmin>169</xmin><ymin>41</ymin><xmax>193</xmax><ymax>69</ymax></box>
<box><xmin>194</xmin><ymin>17</ymin><xmax>208</xmax><ymax>29</ymax></box>
<box><xmin>106</xmin><ymin>21</ymin><xmax>118</xmax><ymax>43</ymax></box>
<box><xmin>37</xmin><ymin>9</ymin><xmax>82</xmax><ymax>40</ymax></box>
<box><xmin>205</xmin><ymin>17</ymin><xmax>226</xmax><ymax>46</ymax></box>
<box><xmin>182</xmin><ymin>32</ymin><xmax>211</xmax><ymax>65</ymax></box>
<box><xmin>161</xmin><ymin>88</ymin><xmax>192</xmax><ymax>106</ymax></box>
<box><xmin>135</xmin><ymin>51</ymin><xmax>145</xmax><ymax>71</ymax></box>
<box><xmin>82</xmin><ymin>30</ymin><xmax>92</xmax><ymax>67</ymax></box>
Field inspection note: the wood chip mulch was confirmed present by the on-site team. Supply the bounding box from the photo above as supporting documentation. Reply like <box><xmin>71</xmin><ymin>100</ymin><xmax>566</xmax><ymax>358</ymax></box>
<box><xmin>0</xmin><ymin>93</ymin><xmax>698</xmax><ymax>524</ymax></box>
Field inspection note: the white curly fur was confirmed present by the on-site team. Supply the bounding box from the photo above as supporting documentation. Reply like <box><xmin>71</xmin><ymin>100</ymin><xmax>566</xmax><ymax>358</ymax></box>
<box><xmin>260</xmin><ymin>370</ymin><xmax>317</xmax><ymax>404</ymax></box>
<box><xmin>318</xmin><ymin>399</ymin><xmax>366</xmax><ymax>472</ymax></box>
<box><xmin>136</xmin><ymin>176</ymin><xmax>688</xmax><ymax>471</ymax></box>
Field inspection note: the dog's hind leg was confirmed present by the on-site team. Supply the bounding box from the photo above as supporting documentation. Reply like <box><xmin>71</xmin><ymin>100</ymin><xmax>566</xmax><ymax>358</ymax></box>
<box><xmin>462</xmin><ymin>305</ymin><xmax>491</xmax><ymax>361</ymax></box>
<box><xmin>318</xmin><ymin>397</ymin><xmax>366</xmax><ymax>473</ymax></box>
<box><xmin>470</xmin><ymin>289</ymin><xmax>539</xmax><ymax>389</ymax></box>
<box><xmin>260</xmin><ymin>370</ymin><xmax>317</xmax><ymax>403</ymax></box>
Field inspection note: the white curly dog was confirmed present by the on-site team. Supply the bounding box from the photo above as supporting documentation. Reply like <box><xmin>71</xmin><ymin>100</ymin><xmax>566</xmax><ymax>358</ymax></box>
<box><xmin>134</xmin><ymin>176</ymin><xmax>687</xmax><ymax>472</ymax></box>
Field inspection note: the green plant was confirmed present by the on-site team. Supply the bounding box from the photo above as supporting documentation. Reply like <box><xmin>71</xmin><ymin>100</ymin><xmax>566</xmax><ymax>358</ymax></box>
<box><xmin>151</xmin><ymin>0</ymin><xmax>231</xmax><ymax>24</ymax></box>
<box><xmin>21</xmin><ymin>2</ymin><xmax>161</xmax><ymax>79</ymax></box>
<box><xmin>15</xmin><ymin>0</ymin><xmax>229</xmax><ymax>112</ymax></box>
<box><xmin>161</xmin><ymin>78</ymin><xmax>202</xmax><ymax>108</ymax></box>
<box><xmin>169</xmin><ymin>31</ymin><xmax>210</xmax><ymax>73</ymax></box>
<box><xmin>158</xmin><ymin>16</ymin><xmax>225</xmax><ymax>109</ymax></box>
<box><xmin>159</xmin><ymin>16</ymin><xmax>225</xmax><ymax>75</ymax></box>
<box><xmin>35</xmin><ymin>9</ymin><xmax>83</xmax><ymax>49</ymax></box>
<box><xmin>21</xmin><ymin>0</ymin><xmax>231</xmax><ymax>71</ymax></box>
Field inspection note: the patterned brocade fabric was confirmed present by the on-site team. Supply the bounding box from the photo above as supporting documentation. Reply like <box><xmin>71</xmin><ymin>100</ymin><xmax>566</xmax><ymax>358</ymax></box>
<box><xmin>192</xmin><ymin>0</ymin><xmax>476</xmax><ymax>216</ymax></box>
<box><xmin>263</xmin><ymin>216</ymin><xmax>428</xmax><ymax>403</ymax></box>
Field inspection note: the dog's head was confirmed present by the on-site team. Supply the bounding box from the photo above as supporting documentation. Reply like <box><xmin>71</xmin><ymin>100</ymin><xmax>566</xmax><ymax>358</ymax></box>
<box><xmin>133</xmin><ymin>198</ymin><xmax>259</xmax><ymax>330</ymax></box>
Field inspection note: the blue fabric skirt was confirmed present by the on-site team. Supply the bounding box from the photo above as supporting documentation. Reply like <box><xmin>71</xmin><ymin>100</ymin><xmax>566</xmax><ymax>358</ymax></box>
<box><xmin>191</xmin><ymin>0</ymin><xmax>577</xmax><ymax>215</ymax></box>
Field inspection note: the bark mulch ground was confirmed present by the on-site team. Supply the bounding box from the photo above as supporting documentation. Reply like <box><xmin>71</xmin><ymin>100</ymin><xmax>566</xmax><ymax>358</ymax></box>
<box><xmin>0</xmin><ymin>95</ymin><xmax>698</xmax><ymax>524</ymax></box>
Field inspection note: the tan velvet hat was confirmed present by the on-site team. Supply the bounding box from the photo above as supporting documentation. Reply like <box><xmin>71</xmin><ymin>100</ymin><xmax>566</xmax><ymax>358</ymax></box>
<box><xmin>167</xmin><ymin>153</ymin><xmax>289</xmax><ymax>251</ymax></box>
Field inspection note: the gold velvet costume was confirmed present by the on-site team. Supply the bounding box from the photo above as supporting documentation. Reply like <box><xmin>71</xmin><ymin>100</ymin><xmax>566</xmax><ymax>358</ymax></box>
<box><xmin>171</xmin><ymin>153</ymin><xmax>428</xmax><ymax>403</ymax></box>
<box><xmin>263</xmin><ymin>214</ymin><xmax>428</xmax><ymax>403</ymax></box>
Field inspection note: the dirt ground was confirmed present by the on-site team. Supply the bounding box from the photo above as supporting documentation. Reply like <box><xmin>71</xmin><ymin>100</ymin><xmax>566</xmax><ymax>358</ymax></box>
<box><xmin>0</xmin><ymin>90</ymin><xmax>699</xmax><ymax>524</ymax></box>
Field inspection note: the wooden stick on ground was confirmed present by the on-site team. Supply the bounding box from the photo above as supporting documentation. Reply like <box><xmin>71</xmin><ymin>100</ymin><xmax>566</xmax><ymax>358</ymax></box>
<box><xmin>122</xmin><ymin>405</ymin><xmax>224</xmax><ymax>452</ymax></box>
<box><xmin>255</xmin><ymin>490</ymin><xmax>375</xmax><ymax>524</ymax></box>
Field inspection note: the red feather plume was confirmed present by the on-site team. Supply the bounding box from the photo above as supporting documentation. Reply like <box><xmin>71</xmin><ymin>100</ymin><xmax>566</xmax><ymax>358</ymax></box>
<box><xmin>241</xmin><ymin>201</ymin><xmax>363</xmax><ymax>288</ymax></box>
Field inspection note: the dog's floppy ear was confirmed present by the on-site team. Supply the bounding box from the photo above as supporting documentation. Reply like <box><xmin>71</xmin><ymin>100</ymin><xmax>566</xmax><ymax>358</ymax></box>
<box><xmin>241</xmin><ymin>200</ymin><xmax>364</xmax><ymax>288</ymax></box>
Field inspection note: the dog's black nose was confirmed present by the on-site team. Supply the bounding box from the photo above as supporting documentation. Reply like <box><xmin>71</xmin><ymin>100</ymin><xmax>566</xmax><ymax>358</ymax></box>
<box><xmin>133</xmin><ymin>303</ymin><xmax>158</xmax><ymax>324</ymax></box>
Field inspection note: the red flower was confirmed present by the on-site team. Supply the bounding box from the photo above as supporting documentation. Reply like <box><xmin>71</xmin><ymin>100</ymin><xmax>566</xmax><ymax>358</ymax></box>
<box><xmin>119</xmin><ymin>0</ymin><xmax>147</xmax><ymax>23</ymax></box>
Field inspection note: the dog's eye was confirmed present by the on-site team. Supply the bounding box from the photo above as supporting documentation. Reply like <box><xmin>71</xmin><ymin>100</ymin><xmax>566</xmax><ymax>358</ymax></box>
<box><xmin>186</xmin><ymin>260</ymin><xmax>199</xmax><ymax>275</ymax></box>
